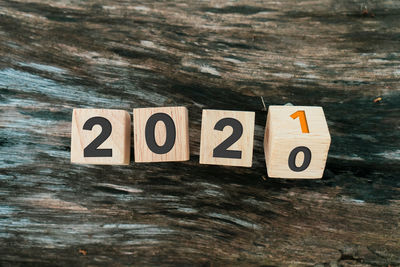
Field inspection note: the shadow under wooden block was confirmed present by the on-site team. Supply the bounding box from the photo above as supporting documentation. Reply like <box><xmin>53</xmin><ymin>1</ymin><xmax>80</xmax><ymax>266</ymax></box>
<box><xmin>133</xmin><ymin>106</ymin><xmax>189</xmax><ymax>162</ymax></box>
<box><xmin>264</xmin><ymin>105</ymin><xmax>331</xmax><ymax>179</ymax></box>
<box><xmin>71</xmin><ymin>109</ymin><xmax>131</xmax><ymax>165</ymax></box>
<box><xmin>200</xmin><ymin>109</ymin><xmax>255</xmax><ymax>167</ymax></box>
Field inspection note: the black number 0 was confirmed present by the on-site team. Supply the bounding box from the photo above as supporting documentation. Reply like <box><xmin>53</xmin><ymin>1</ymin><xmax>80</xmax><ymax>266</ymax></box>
<box><xmin>145</xmin><ymin>113</ymin><xmax>176</xmax><ymax>154</ymax></box>
<box><xmin>212</xmin><ymin>118</ymin><xmax>243</xmax><ymax>159</ymax></box>
<box><xmin>83</xmin><ymin>117</ymin><xmax>113</xmax><ymax>157</ymax></box>
<box><xmin>288</xmin><ymin>146</ymin><xmax>311</xmax><ymax>172</ymax></box>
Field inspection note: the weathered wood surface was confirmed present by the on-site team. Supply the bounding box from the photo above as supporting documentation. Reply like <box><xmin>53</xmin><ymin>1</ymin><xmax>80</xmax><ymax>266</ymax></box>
<box><xmin>0</xmin><ymin>0</ymin><xmax>400</xmax><ymax>266</ymax></box>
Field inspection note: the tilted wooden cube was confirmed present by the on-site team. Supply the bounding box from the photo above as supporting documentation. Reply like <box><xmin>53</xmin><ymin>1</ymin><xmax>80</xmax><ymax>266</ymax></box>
<box><xmin>264</xmin><ymin>106</ymin><xmax>331</xmax><ymax>178</ymax></box>
<box><xmin>71</xmin><ymin>109</ymin><xmax>131</xmax><ymax>165</ymax></box>
<box><xmin>200</xmin><ymin>109</ymin><xmax>255</xmax><ymax>167</ymax></box>
<box><xmin>133</xmin><ymin>106</ymin><xmax>189</xmax><ymax>162</ymax></box>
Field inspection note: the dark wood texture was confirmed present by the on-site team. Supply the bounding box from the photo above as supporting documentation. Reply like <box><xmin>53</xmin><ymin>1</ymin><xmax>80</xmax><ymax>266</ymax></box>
<box><xmin>1</xmin><ymin>0</ymin><xmax>400</xmax><ymax>266</ymax></box>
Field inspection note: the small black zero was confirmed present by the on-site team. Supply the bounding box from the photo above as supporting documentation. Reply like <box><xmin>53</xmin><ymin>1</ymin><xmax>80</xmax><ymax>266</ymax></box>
<box><xmin>288</xmin><ymin>146</ymin><xmax>311</xmax><ymax>172</ymax></box>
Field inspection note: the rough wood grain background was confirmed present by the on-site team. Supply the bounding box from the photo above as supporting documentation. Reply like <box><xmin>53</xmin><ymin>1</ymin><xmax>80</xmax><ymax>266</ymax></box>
<box><xmin>0</xmin><ymin>0</ymin><xmax>399</xmax><ymax>266</ymax></box>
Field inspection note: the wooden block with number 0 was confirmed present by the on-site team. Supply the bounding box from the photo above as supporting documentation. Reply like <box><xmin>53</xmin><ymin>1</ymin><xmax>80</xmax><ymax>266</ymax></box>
<box><xmin>71</xmin><ymin>109</ymin><xmax>131</xmax><ymax>165</ymax></box>
<box><xmin>200</xmin><ymin>109</ymin><xmax>255</xmax><ymax>167</ymax></box>
<box><xmin>133</xmin><ymin>106</ymin><xmax>189</xmax><ymax>162</ymax></box>
<box><xmin>264</xmin><ymin>106</ymin><xmax>331</xmax><ymax>178</ymax></box>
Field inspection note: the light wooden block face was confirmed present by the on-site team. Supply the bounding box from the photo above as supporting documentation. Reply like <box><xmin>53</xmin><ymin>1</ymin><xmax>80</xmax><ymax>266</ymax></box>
<box><xmin>71</xmin><ymin>109</ymin><xmax>131</xmax><ymax>165</ymax></box>
<box><xmin>133</xmin><ymin>106</ymin><xmax>189</xmax><ymax>162</ymax></box>
<box><xmin>264</xmin><ymin>106</ymin><xmax>331</xmax><ymax>179</ymax></box>
<box><xmin>200</xmin><ymin>110</ymin><xmax>255</xmax><ymax>167</ymax></box>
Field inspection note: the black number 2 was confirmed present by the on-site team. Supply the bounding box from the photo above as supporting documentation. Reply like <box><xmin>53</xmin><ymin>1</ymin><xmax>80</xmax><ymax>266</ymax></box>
<box><xmin>83</xmin><ymin>117</ymin><xmax>113</xmax><ymax>157</ymax></box>
<box><xmin>212</xmin><ymin>118</ymin><xmax>243</xmax><ymax>159</ymax></box>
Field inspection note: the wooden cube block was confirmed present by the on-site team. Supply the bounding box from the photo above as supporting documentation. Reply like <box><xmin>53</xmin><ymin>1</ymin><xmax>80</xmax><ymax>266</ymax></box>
<box><xmin>71</xmin><ymin>109</ymin><xmax>131</xmax><ymax>165</ymax></box>
<box><xmin>264</xmin><ymin>105</ymin><xmax>331</xmax><ymax>179</ymax></box>
<box><xmin>200</xmin><ymin>109</ymin><xmax>255</xmax><ymax>167</ymax></box>
<box><xmin>133</xmin><ymin>106</ymin><xmax>189</xmax><ymax>162</ymax></box>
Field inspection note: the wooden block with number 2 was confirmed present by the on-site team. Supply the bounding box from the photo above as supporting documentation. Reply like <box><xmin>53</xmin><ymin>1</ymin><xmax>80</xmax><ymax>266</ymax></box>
<box><xmin>200</xmin><ymin>109</ymin><xmax>255</xmax><ymax>167</ymax></box>
<box><xmin>71</xmin><ymin>109</ymin><xmax>131</xmax><ymax>165</ymax></box>
<box><xmin>264</xmin><ymin>106</ymin><xmax>331</xmax><ymax>178</ymax></box>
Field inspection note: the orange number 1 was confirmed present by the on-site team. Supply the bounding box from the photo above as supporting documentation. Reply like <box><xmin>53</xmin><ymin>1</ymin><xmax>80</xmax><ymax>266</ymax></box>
<box><xmin>290</xmin><ymin>110</ymin><xmax>309</xmax><ymax>133</ymax></box>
